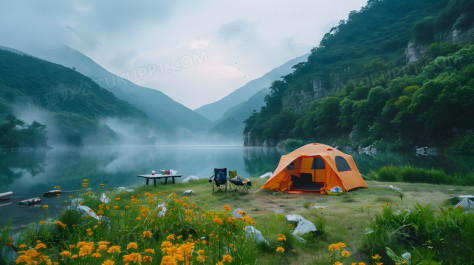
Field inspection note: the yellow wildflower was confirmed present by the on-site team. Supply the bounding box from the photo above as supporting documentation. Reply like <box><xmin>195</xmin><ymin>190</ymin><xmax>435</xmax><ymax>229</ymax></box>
<box><xmin>60</xmin><ymin>250</ymin><xmax>71</xmax><ymax>257</ymax></box>
<box><xmin>276</xmin><ymin>246</ymin><xmax>285</xmax><ymax>253</ymax></box>
<box><xmin>213</xmin><ymin>217</ymin><xmax>223</xmax><ymax>225</ymax></box>
<box><xmin>142</xmin><ymin>231</ymin><xmax>152</xmax><ymax>239</ymax></box>
<box><xmin>79</xmin><ymin>245</ymin><xmax>94</xmax><ymax>256</ymax></box>
<box><xmin>161</xmin><ymin>255</ymin><xmax>177</xmax><ymax>265</ymax></box>
<box><xmin>341</xmin><ymin>250</ymin><xmax>350</xmax><ymax>257</ymax></box>
<box><xmin>145</xmin><ymin>249</ymin><xmax>155</xmax><ymax>254</ymax></box>
<box><xmin>222</xmin><ymin>254</ymin><xmax>232</xmax><ymax>263</ymax></box>
<box><xmin>127</xmin><ymin>242</ymin><xmax>138</xmax><ymax>250</ymax></box>
<box><xmin>107</xmin><ymin>245</ymin><xmax>121</xmax><ymax>253</ymax></box>
<box><xmin>123</xmin><ymin>252</ymin><xmax>142</xmax><ymax>264</ymax></box>
<box><xmin>35</xmin><ymin>243</ymin><xmax>46</xmax><ymax>250</ymax></box>
<box><xmin>278</xmin><ymin>234</ymin><xmax>287</xmax><ymax>241</ymax></box>
<box><xmin>97</xmin><ymin>244</ymin><xmax>108</xmax><ymax>252</ymax></box>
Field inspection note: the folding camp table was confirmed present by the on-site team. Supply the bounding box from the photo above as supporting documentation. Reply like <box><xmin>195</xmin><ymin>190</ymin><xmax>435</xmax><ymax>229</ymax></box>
<box><xmin>137</xmin><ymin>174</ymin><xmax>182</xmax><ymax>187</ymax></box>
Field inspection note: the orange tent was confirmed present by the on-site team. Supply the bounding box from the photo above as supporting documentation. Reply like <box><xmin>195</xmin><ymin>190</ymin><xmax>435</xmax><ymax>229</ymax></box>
<box><xmin>261</xmin><ymin>143</ymin><xmax>367</xmax><ymax>193</ymax></box>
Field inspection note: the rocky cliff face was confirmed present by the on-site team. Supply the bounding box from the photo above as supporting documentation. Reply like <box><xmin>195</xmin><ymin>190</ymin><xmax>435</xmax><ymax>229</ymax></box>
<box><xmin>406</xmin><ymin>14</ymin><xmax>474</xmax><ymax>62</ymax></box>
<box><xmin>244</xmin><ymin>132</ymin><xmax>276</xmax><ymax>146</ymax></box>
<box><xmin>281</xmin><ymin>73</ymin><xmax>345</xmax><ymax>113</ymax></box>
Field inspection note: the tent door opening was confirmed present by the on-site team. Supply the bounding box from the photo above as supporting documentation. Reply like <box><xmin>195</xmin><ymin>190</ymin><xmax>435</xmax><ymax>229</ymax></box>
<box><xmin>289</xmin><ymin>156</ymin><xmax>326</xmax><ymax>191</ymax></box>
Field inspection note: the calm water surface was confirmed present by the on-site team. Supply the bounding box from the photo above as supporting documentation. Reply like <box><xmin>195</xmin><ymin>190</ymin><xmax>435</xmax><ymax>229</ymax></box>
<box><xmin>1</xmin><ymin>145</ymin><xmax>472</xmax><ymax>226</ymax></box>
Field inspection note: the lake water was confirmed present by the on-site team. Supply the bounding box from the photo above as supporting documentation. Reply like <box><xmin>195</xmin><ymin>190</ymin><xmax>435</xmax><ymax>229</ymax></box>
<box><xmin>1</xmin><ymin>145</ymin><xmax>472</xmax><ymax>226</ymax></box>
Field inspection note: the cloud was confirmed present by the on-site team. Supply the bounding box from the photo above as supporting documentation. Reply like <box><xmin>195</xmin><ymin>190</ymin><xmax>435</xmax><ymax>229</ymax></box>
<box><xmin>217</xmin><ymin>20</ymin><xmax>254</xmax><ymax>41</ymax></box>
<box><xmin>189</xmin><ymin>38</ymin><xmax>210</xmax><ymax>50</ymax></box>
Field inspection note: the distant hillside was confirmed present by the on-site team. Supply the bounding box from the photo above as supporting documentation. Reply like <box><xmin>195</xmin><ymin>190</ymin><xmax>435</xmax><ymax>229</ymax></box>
<box><xmin>195</xmin><ymin>54</ymin><xmax>309</xmax><ymax>122</ymax></box>
<box><xmin>0</xmin><ymin>49</ymin><xmax>147</xmax><ymax>146</ymax></box>
<box><xmin>29</xmin><ymin>45</ymin><xmax>211</xmax><ymax>134</ymax></box>
<box><xmin>244</xmin><ymin>0</ymin><xmax>474</xmax><ymax>151</ymax></box>
<box><xmin>211</xmin><ymin>87</ymin><xmax>269</xmax><ymax>139</ymax></box>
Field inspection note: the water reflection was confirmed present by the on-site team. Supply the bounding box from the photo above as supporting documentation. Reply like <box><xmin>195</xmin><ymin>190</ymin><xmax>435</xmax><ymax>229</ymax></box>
<box><xmin>347</xmin><ymin>150</ymin><xmax>474</xmax><ymax>175</ymax></box>
<box><xmin>243</xmin><ymin>147</ymin><xmax>281</xmax><ymax>176</ymax></box>
<box><xmin>0</xmin><ymin>151</ymin><xmax>46</xmax><ymax>187</ymax></box>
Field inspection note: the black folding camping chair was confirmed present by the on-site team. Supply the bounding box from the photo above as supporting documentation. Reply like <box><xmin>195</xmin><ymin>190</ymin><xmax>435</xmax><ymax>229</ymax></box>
<box><xmin>209</xmin><ymin>168</ymin><xmax>228</xmax><ymax>193</ymax></box>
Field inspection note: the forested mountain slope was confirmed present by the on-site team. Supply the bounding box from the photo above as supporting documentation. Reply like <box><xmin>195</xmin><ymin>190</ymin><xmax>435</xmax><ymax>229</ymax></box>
<box><xmin>244</xmin><ymin>0</ymin><xmax>474</xmax><ymax>152</ymax></box>
<box><xmin>0</xmin><ymin>49</ymin><xmax>148</xmax><ymax>146</ymax></box>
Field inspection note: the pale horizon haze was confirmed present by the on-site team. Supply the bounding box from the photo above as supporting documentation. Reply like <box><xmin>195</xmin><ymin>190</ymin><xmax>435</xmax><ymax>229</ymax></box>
<box><xmin>0</xmin><ymin>0</ymin><xmax>367</xmax><ymax>109</ymax></box>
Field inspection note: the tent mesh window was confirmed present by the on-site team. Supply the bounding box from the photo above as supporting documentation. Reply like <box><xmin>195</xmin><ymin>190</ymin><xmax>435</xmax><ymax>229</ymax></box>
<box><xmin>335</xmin><ymin>156</ymin><xmax>351</xmax><ymax>172</ymax></box>
<box><xmin>312</xmin><ymin>157</ymin><xmax>325</xmax><ymax>169</ymax></box>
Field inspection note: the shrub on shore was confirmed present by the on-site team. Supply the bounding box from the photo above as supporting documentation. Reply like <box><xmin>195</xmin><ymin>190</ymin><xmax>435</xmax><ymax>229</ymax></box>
<box><xmin>363</xmin><ymin>203</ymin><xmax>474</xmax><ymax>264</ymax></box>
<box><xmin>376</xmin><ymin>165</ymin><xmax>474</xmax><ymax>185</ymax></box>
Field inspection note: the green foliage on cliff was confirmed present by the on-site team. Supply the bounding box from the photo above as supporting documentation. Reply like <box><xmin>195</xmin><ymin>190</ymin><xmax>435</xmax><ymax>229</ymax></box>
<box><xmin>244</xmin><ymin>0</ymin><xmax>474</xmax><ymax>150</ymax></box>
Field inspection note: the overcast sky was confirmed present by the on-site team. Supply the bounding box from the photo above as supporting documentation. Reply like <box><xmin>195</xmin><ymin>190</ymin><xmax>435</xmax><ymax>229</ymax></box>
<box><xmin>0</xmin><ymin>0</ymin><xmax>367</xmax><ymax>109</ymax></box>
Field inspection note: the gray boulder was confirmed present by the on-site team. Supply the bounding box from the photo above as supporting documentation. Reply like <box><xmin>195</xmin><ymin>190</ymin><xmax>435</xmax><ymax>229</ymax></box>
<box><xmin>286</xmin><ymin>214</ymin><xmax>317</xmax><ymax>236</ymax></box>
<box><xmin>233</xmin><ymin>208</ymin><xmax>245</xmax><ymax>218</ymax></box>
<box><xmin>182</xmin><ymin>175</ymin><xmax>199</xmax><ymax>183</ymax></box>
<box><xmin>245</xmin><ymin>226</ymin><xmax>269</xmax><ymax>245</ymax></box>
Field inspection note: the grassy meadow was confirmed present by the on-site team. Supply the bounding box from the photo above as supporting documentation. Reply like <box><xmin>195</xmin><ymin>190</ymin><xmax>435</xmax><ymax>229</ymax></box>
<box><xmin>1</xmin><ymin>176</ymin><xmax>473</xmax><ymax>265</ymax></box>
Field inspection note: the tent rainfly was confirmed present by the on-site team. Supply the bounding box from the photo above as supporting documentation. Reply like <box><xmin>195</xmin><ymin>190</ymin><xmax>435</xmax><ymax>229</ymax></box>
<box><xmin>261</xmin><ymin>143</ymin><xmax>367</xmax><ymax>193</ymax></box>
